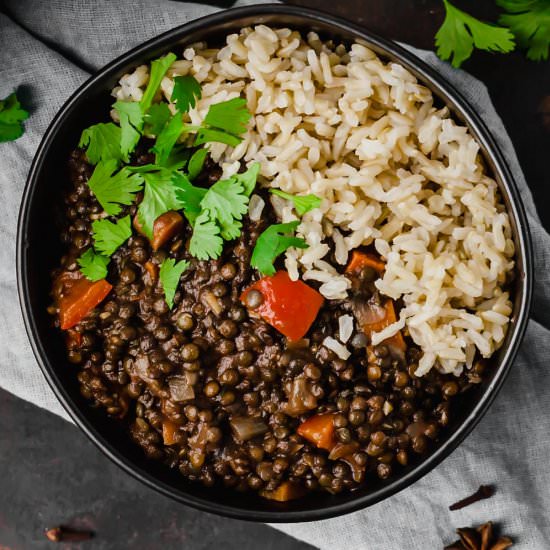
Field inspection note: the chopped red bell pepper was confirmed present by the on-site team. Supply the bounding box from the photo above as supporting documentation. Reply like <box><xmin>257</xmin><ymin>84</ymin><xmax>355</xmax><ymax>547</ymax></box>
<box><xmin>240</xmin><ymin>271</ymin><xmax>324</xmax><ymax>341</ymax></box>
<box><xmin>297</xmin><ymin>413</ymin><xmax>337</xmax><ymax>450</ymax></box>
<box><xmin>58</xmin><ymin>276</ymin><xmax>112</xmax><ymax>330</ymax></box>
<box><xmin>260</xmin><ymin>480</ymin><xmax>306</xmax><ymax>502</ymax></box>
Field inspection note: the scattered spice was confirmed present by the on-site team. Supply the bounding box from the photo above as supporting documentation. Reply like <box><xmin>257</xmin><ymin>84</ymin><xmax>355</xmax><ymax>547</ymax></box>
<box><xmin>44</xmin><ymin>526</ymin><xmax>94</xmax><ymax>542</ymax></box>
<box><xmin>449</xmin><ymin>484</ymin><xmax>495</xmax><ymax>511</ymax></box>
<box><xmin>444</xmin><ymin>521</ymin><xmax>513</xmax><ymax>550</ymax></box>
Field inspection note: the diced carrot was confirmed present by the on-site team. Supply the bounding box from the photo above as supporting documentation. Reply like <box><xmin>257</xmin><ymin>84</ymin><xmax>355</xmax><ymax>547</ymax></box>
<box><xmin>345</xmin><ymin>250</ymin><xmax>385</xmax><ymax>276</ymax></box>
<box><xmin>162</xmin><ymin>420</ymin><xmax>179</xmax><ymax>446</ymax></box>
<box><xmin>59</xmin><ymin>277</ymin><xmax>112</xmax><ymax>330</ymax></box>
<box><xmin>260</xmin><ymin>481</ymin><xmax>306</xmax><ymax>502</ymax></box>
<box><xmin>134</xmin><ymin>211</ymin><xmax>184</xmax><ymax>251</ymax></box>
<box><xmin>362</xmin><ymin>299</ymin><xmax>406</xmax><ymax>351</ymax></box>
<box><xmin>297</xmin><ymin>413</ymin><xmax>336</xmax><ymax>451</ymax></box>
<box><xmin>240</xmin><ymin>271</ymin><xmax>324</xmax><ymax>341</ymax></box>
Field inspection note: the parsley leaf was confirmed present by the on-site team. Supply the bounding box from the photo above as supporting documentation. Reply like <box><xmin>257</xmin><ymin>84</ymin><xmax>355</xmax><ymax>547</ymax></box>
<box><xmin>87</xmin><ymin>160</ymin><xmax>144</xmax><ymax>215</ymax></box>
<box><xmin>79</xmin><ymin>122</ymin><xmax>124</xmax><ymax>164</ymax></box>
<box><xmin>233</xmin><ymin>162</ymin><xmax>260</xmax><ymax>197</ymax></box>
<box><xmin>92</xmin><ymin>215</ymin><xmax>132</xmax><ymax>257</ymax></box>
<box><xmin>0</xmin><ymin>91</ymin><xmax>29</xmax><ymax>143</ymax></box>
<box><xmin>187</xmin><ymin>148</ymin><xmax>208</xmax><ymax>180</ymax></box>
<box><xmin>140</xmin><ymin>52</ymin><xmax>177</xmax><ymax>113</ymax></box>
<box><xmin>270</xmin><ymin>189</ymin><xmax>322</xmax><ymax>215</ymax></box>
<box><xmin>151</xmin><ymin>113</ymin><xmax>184</xmax><ymax>166</ymax></box>
<box><xmin>77</xmin><ymin>248</ymin><xmax>110</xmax><ymax>281</ymax></box>
<box><xmin>173</xmin><ymin>172</ymin><xmax>207</xmax><ymax>224</ymax></box>
<box><xmin>144</xmin><ymin>102</ymin><xmax>172</xmax><ymax>136</ymax></box>
<box><xmin>189</xmin><ymin>211</ymin><xmax>223</xmax><ymax>260</ymax></box>
<box><xmin>113</xmin><ymin>101</ymin><xmax>143</xmax><ymax>161</ymax></box>
<box><xmin>200</xmin><ymin>177</ymin><xmax>249</xmax><ymax>240</ymax></box>
<box><xmin>251</xmin><ymin>221</ymin><xmax>308</xmax><ymax>276</ymax></box>
<box><xmin>159</xmin><ymin>258</ymin><xmax>190</xmax><ymax>308</ymax></box>
<box><xmin>171</xmin><ymin>75</ymin><xmax>202</xmax><ymax>113</ymax></box>
<box><xmin>498</xmin><ymin>0</ymin><xmax>550</xmax><ymax>61</ymax></box>
<box><xmin>137</xmin><ymin>169</ymin><xmax>185</xmax><ymax>239</ymax></box>
<box><xmin>204</xmin><ymin>97</ymin><xmax>251</xmax><ymax>136</ymax></box>
<box><xmin>435</xmin><ymin>0</ymin><xmax>515</xmax><ymax>68</ymax></box>
<box><xmin>194</xmin><ymin>127</ymin><xmax>243</xmax><ymax>147</ymax></box>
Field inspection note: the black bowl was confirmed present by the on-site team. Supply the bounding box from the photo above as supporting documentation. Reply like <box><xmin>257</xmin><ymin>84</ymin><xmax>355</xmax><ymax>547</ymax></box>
<box><xmin>17</xmin><ymin>4</ymin><xmax>532</xmax><ymax>522</ymax></box>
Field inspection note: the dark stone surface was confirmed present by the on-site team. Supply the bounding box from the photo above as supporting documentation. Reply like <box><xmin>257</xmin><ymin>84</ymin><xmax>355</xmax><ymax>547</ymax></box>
<box><xmin>1</xmin><ymin>2</ymin><xmax>549</xmax><ymax>549</ymax></box>
<box><xmin>0</xmin><ymin>387</ymin><xmax>313</xmax><ymax>550</ymax></box>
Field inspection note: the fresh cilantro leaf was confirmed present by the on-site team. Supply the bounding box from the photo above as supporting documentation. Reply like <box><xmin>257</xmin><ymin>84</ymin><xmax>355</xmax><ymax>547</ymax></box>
<box><xmin>151</xmin><ymin>113</ymin><xmax>184</xmax><ymax>166</ymax></box>
<box><xmin>498</xmin><ymin>0</ymin><xmax>550</xmax><ymax>61</ymax></box>
<box><xmin>189</xmin><ymin>211</ymin><xmax>223</xmax><ymax>260</ymax></box>
<box><xmin>113</xmin><ymin>101</ymin><xmax>143</xmax><ymax>160</ymax></box>
<box><xmin>173</xmin><ymin>172</ymin><xmax>207</xmax><ymax>224</ymax></box>
<box><xmin>87</xmin><ymin>160</ymin><xmax>144</xmax><ymax>215</ymax></box>
<box><xmin>187</xmin><ymin>148</ymin><xmax>208</xmax><ymax>180</ymax></box>
<box><xmin>159</xmin><ymin>257</ymin><xmax>190</xmax><ymax>308</ymax></box>
<box><xmin>0</xmin><ymin>91</ymin><xmax>29</xmax><ymax>143</ymax></box>
<box><xmin>200</xmin><ymin>177</ymin><xmax>249</xmax><ymax>240</ymax></box>
<box><xmin>251</xmin><ymin>221</ymin><xmax>309</xmax><ymax>276</ymax></box>
<box><xmin>140</xmin><ymin>52</ymin><xmax>177</xmax><ymax>113</ymax></box>
<box><xmin>234</xmin><ymin>162</ymin><xmax>260</xmax><ymax>197</ymax></box>
<box><xmin>144</xmin><ymin>102</ymin><xmax>172</xmax><ymax>136</ymax></box>
<box><xmin>171</xmin><ymin>75</ymin><xmax>202</xmax><ymax>113</ymax></box>
<box><xmin>77</xmin><ymin>248</ymin><xmax>110</xmax><ymax>281</ymax></box>
<box><xmin>270</xmin><ymin>189</ymin><xmax>322</xmax><ymax>215</ymax></box>
<box><xmin>194</xmin><ymin>127</ymin><xmax>242</xmax><ymax>147</ymax></box>
<box><xmin>163</xmin><ymin>144</ymin><xmax>192</xmax><ymax>171</ymax></box>
<box><xmin>79</xmin><ymin>122</ymin><xmax>124</xmax><ymax>164</ymax></box>
<box><xmin>435</xmin><ymin>0</ymin><xmax>515</xmax><ymax>68</ymax></box>
<box><xmin>92</xmin><ymin>215</ymin><xmax>132</xmax><ymax>257</ymax></box>
<box><xmin>137</xmin><ymin>169</ymin><xmax>185</xmax><ymax>239</ymax></box>
<box><xmin>203</xmin><ymin>97</ymin><xmax>251</xmax><ymax>137</ymax></box>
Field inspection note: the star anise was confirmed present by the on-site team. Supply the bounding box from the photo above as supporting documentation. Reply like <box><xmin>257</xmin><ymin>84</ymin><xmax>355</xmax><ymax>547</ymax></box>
<box><xmin>444</xmin><ymin>521</ymin><xmax>513</xmax><ymax>550</ymax></box>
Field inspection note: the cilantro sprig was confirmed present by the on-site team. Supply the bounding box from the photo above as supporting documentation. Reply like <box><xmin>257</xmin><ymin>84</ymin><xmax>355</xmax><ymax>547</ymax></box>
<box><xmin>498</xmin><ymin>0</ymin><xmax>550</xmax><ymax>61</ymax></box>
<box><xmin>159</xmin><ymin>258</ymin><xmax>190</xmax><ymax>308</ymax></box>
<box><xmin>435</xmin><ymin>0</ymin><xmax>515</xmax><ymax>68</ymax></box>
<box><xmin>251</xmin><ymin>221</ymin><xmax>309</xmax><ymax>276</ymax></box>
<box><xmin>270</xmin><ymin>189</ymin><xmax>322</xmax><ymax>215</ymax></box>
<box><xmin>77</xmin><ymin>249</ymin><xmax>110</xmax><ymax>281</ymax></box>
<box><xmin>0</xmin><ymin>91</ymin><xmax>29</xmax><ymax>143</ymax></box>
<box><xmin>92</xmin><ymin>216</ymin><xmax>133</xmax><ymax>256</ymax></box>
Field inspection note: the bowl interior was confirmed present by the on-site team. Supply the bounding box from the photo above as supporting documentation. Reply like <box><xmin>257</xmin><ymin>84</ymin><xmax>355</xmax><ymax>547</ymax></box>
<box><xmin>18</xmin><ymin>6</ymin><xmax>531</xmax><ymax>522</ymax></box>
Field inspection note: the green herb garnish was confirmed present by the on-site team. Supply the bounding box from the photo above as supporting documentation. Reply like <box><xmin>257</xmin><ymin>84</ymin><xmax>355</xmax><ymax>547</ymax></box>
<box><xmin>187</xmin><ymin>148</ymin><xmax>208</xmax><ymax>180</ymax></box>
<box><xmin>270</xmin><ymin>189</ymin><xmax>322</xmax><ymax>215</ymax></box>
<box><xmin>498</xmin><ymin>0</ymin><xmax>550</xmax><ymax>60</ymax></box>
<box><xmin>251</xmin><ymin>221</ymin><xmax>309</xmax><ymax>276</ymax></box>
<box><xmin>140</xmin><ymin>52</ymin><xmax>177</xmax><ymax>113</ymax></box>
<box><xmin>92</xmin><ymin>215</ymin><xmax>133</xmax><ymax>257</ymax></box>
<box><xmin>159</xmin><ymin>258</ymin><xmax>190</xmax><ymax>308</ymax></box>
<box><xmin>137</xmin><ymin>169</ymin><xmax>186</xmax><ymax>239</ymax></box>
<box><xmin>171</xmin><ymin>75</ymin><xmax>202</xmax><ymax>113</ymax></box>
<box><xmin>189</xmin><ymin>211</ymin><xmax>223</xmax><ymax>260</ymax></box>
<box><xmin>0</xmin><ymin>91</ymin><xmax>29</xmax><ymax>143</ymax></box>
<box><xmin>77</xmin><ymin>248</ymin><xmax>110</xmax><ymax>281</ymax></box>
<box><xmin>144</xmin><ymin>102</ymin><xmax>172</xmax><ymax>136</ymax></box>
<box><xmin>151</xmin><ymin>113</ymin><xmax>185</xmax><ymax>166</ymax></box>
<box><xmin>173</xmin><ymin>171</ymin><xmax>207</xmax><ymax>224</ymax></box>
<box><xmin>79</xmin><ymin>123</ymin><xmax>124</xmax><ymax>165</ymax></box>
<box><xmin>113</xmin><ymin>101</ymin><xmax>143</xmax><ymax>161</ymax></box>
<box><xmin>87</xmin><ymin>160</ymin><xmax>144</xmax><ymax>215</ymax></box>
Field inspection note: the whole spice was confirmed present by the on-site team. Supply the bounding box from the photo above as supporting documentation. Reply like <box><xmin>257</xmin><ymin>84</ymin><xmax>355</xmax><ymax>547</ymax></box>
<box><xmin>449</xmin><ymin>485</ymin><xmax>495</xmax><ymax>511</ymax></box>
<box><xmin>45</xmin><ymin>526</ymin><xmax>94</xmax><ymax>542</ymax></box>
<box><xmin>444</xmin><ymin>521</ymin><xmax>513</xmax><ymax>550</ymax></box>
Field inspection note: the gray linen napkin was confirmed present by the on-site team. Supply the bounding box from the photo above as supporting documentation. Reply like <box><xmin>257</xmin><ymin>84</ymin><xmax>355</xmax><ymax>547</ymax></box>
<box><xmin>1</xmin><ymin>2</ymin><xmax>549</xmax><ymax>548</ymax></box>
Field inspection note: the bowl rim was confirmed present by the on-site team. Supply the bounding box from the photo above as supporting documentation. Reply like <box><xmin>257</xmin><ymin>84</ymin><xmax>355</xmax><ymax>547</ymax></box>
<box><xmin>16</xmin><ymin>3</ymin><xmax>533</xmax><ymax>523</ymax></box>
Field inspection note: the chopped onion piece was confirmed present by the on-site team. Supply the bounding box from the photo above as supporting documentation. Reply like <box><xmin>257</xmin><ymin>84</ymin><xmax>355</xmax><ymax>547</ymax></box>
<box><xmin>201</xmin><ymin>289</ymin><xmax>223</xmax><ymax>316</ymax></box>
<box><xmin>248</xmin><ymin>194</ymin><xmax>265</xmax><ymax>221</ymax></box>
<box><xmin>338</xmin><ymin>314</ymin><xmax>354</xmax><ymax>344</ymax></box>
<box><xmin>168</xmin><ymin>376</ymin><xmax>195</xmax><ymax>402</ymax></box>
<box><xmin>322</xmin><ymin>336</ymin><xmax>351</xmax><ymax>360</ymax></box>
<box><xmin>230</xmin><ymin>416</ymin><xmax>268</xmax><ymax>441</ymax></box>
